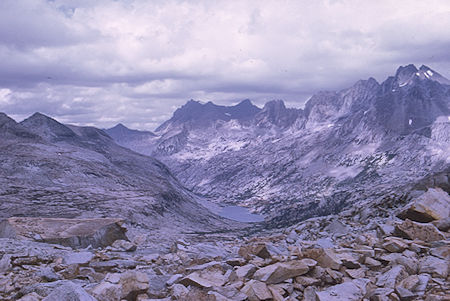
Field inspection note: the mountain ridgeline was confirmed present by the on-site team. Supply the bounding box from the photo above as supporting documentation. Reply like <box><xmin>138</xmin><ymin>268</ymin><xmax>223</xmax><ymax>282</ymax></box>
<box><xmin>0</xmin><ymin>112</ymin><xmax>237</xmax><ymax>245</ymax></box>
<box><xmin>106</xmin><ymin>64</ymin><xmax>450</xmax><ymax>226</ymax></box>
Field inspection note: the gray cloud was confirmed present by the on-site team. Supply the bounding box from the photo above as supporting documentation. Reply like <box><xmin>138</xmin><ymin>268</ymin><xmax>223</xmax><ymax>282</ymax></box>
<box><xmin>0</xmin><ymin>0</ymin><xmax>449</xmax><ymax>130</ymax></box>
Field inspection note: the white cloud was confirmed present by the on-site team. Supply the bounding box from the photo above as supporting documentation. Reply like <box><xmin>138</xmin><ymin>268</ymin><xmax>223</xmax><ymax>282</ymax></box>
<box><xmin>0</xmin><ymin>0</ymin><xmax>449</xmax><ymax>129</ymax></box>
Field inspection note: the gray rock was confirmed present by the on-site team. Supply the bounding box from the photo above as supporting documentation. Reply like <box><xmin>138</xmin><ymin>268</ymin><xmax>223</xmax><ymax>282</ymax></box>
<box><xmin>395</xmin><ymin>286</ymin><xmax>416</xmax><ymax>301</ymax></box>
<box><xmin>395</xmin><ymin>219</ymin><xmax>445</xmax><ymax>242</ymax></box>
<box><xmin>110</xmin><ymin>240</ymin><xmax>137</xmax><ymax>252</ymax></box>
<box><xmin>235</xmin><ymin>264</ymin><xmax>257</xmax><ymax>279</ymax></box>
<box><xmin>0</xmin><ymin>218</ymin><xmax>128</xmax><ymax>249</ymax></box>
<box><xmin>397</xmin><ymin>188</ymin><xmax>450</xmax><ymax>222</ymax></box>
<box><xmin>432</xmin><ymin>217</ymin><xmax>450</xmax><ymax>232</ymax></box>
<box><xmin>315</xmin><ymin>279</ymin><xmax>369</xmax><ymax>301</ymax></box>
<box><xmin>376</xmin><ymin>265</ymin><xmax>408</xmax><ymax>288</ymax></box>
<box><xmin>419</xmin><ymin>256</ymin><xmax>448</xmax><ymax>278</ymax></box>
<box><xmin>63</xmin><ymin>252</ymin><xmax>94</xmax><ymax>265</ymax></box>
<box><xmin>36</xmin><ymin>267</ymin><xmax>62</xmax><ymax>282</ymax></box>
<box><xmin>253</xmin><ymin>260</ymin><xmax>309</xmax><ymax>284</ymax></box>
<box><xmin>90</xmin><ymin>282</ymin><xmax>121</xmax><ymax>301</ymax></box>
<box><xmin>42</xmin><ymin>281</ymin><xmax>97</xmax><ymax>301</ymax></box>
<box><xmin>315</xmin><ymin>238</ymin><xmax>335</xmax><ymax>248</ymax></box>
<box><xmin>241</xmin><ymin>280</ymin><xmax>272</xmax><ymax>301</ymax></box>
<box><xmin>325</xmin><ymin>220</ymin><xmax>349</xmax><ymax>235</ymax></box>
<box><xmin>0</xmin><ymin>254</ymin><xmax>12</xmax><ymax>274</ymax></box>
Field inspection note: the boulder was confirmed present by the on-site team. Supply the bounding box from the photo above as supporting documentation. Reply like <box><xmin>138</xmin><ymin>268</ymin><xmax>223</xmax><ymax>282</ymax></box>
<box><xmin>0</xmin><ymin>254</ymin><xmax>12</xmax><ymax>274</ymax></box>
<box><xmin>365</xmin><ymin>257</ymin><xmax>382</xmax><ymax>269</ymax></box>
<box><xmin>241</xmin><ymin>280</ymin><xmax>272</xmax><ymax>301</ymax></box>
<box><xmin>430</xmin><ymin>245</ymin><xmax>450</xmax><ymax>260</ymax></box>
<box><xmin>96</xmin><ymin>271</ymin><xmax>149</xmax><ymax>300</ymax></box>
<box><xmin>419</xmin><ymin>256</ymin><xmax>448</xmax><ymax>278</ymax></box>
<box><xmin>325</xmin><ymin>220</ymin><xmax>349</xmax><ymax>235</ymax></box>
<box><xmin>397</xmin><ymin>188</ymin><xmax>450</xmax><ymax>222</ymax></box>
<box><xmin>110</xmin><ymin>240</ymin><xmax>137</xmax><ymax>252</ymax></box>
<box><xmin>238</xmin><ymin>243</ymin><xmax>271</xmax><ymax>260</ymax></box>
<box><xmin>382</xmin><ymin>237</ymin><xmax>408</xmax><ymax>253</ymax></box>
<box><xmin>90</xmin><ymin>282</ymin><xmax>121</xmax><ymax>301</ymax></box>
<box><xmin>395</xmin><ymin>219</ymin><xmax>445</xmax><ymax>242</ymax></box>
<box><xmin>376</xmin><ymin>265</ymin><xmax>408</xmax><ymax>288</ymax></box>
<box><xmin>315</xmin><ymin>279</ymin><xmax>370</xmax><ymax>301</ymax></box>
<box><xmin>432</xmin><ymin>217</ymin><xmax>450</xmax><ymax>232</ymax></box>
<box><xmin>0</xmin><ymin>217</ymin><xmax>128</xmax><ymax>248</ymax></box>
<box><xmin>235</xmin><ymin>264</ymin><xmax>257</xmax><ymax>279</ymax></box>
<box><xmin>36</xmin><ymin>267</ymin><xmax>62</xmax><ymax>282</ymax></box>
<box><xmin>398</xmin><ymin>274</ymin><xmax>430</xmax><ymax>297</ymax></box>
<box><xmin>42</xmin><ymin>281</ymin><xmax>97</xmax><ymax>301</ymax></box>
<box><xmin>253</xmin><ymin>260</ymin><xmax>309</xmax><ymax>284</ymax></box>
<box><xmin>209</xmin><ymin>286</ymin><xmax>247</xmax><ymax>301</ymax></box>
<box><xmin>180</xmin><ymin>269</ymin><xmax>226</xmax><ymax>288</ymax></box>
<box><xmin>171</xmin><ymin>284</ymin><xmax>188</xmax><ymax>299</ymax></box>
<box><xmin>394</xmin><ymin>287</ymin><xmax>416</xmax><ymax>301</ymax></box>
<box><xmin>378</xmin><ymin>253</ymin><xmax>418</xmax><ymax>274</ymax></box>
<box><xmin>303</xmin><ymin>248</ymin><xmax>342</xmax><ymax>270</ymax></box>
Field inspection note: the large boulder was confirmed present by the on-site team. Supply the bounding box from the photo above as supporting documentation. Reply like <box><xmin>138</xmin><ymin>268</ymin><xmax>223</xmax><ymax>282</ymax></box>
<box><xmin>394</xmin><ymin>219</ymin><xmax>445</xmax><ymax>242</ymax></box>
<box><xmin>0</xmin><ymin>217</ymin><xmax>127</xmax><ymax>248</ymax></box>
<box><xmin>397</xmin><ymin>188</ymin><xmax>450</xmax><ymax>222</ymax></box>
<box><xmin>253</xmin><ymin>260</ymin><xmax>309</xmax><ymax>284</ymax></box>
<box><xmin>302</xmin><ymin>248</ymin><xmax>342</xmax><ymax>270</ymax></box>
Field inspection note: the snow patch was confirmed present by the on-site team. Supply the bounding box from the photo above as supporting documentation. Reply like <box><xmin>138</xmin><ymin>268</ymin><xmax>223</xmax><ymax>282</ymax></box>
<box><xmin>426</xmin><ymin>70</ymin><xmax>433</xmax><ymax>76</ymax></box>
<box><xmin>409</xmin><ymin>119</ymin><xmax>412</xmax><ymax>125</ymax></box>
<box><xmin>225</xmin><ymin>113</ymin><xmax>231</xmax><ymax>116</ymax></box>
<box><xmin>399</xmin><ymin>82</ymin><xmax>407</xmax><ymax>87</ymax></box>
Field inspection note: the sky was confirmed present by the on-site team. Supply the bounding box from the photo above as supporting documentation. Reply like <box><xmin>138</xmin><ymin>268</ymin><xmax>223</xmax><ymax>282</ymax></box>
<box><xmin>0</xmin><ymin>0</ymin><xmax>449</xmax><ymax>130</ymax></box>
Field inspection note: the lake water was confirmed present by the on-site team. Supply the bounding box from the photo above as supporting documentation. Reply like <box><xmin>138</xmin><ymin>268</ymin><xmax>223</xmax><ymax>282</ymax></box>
<box><xmin>218</xmin><ymin>206</ymin><xmax>264</xmax><ymax>222</ymax></box>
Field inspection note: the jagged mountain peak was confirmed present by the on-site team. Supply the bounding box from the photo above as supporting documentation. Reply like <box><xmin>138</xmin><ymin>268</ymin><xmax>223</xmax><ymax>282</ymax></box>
<box><xmin>156</xmin><ymin>99</ymin><xmax>261</xmax><ymax>132</ymax></box>
<box><xmin>418</xmin><ymin>65</ymin><xmax>450</xmax><ymax>85</ymax></box>
<box><xmin>263</xmin><ymin>99</ymin><xmax>287</xmax><ymax>110</ymax></box>
<box><xmin>395</xmin><ymin>64</ymin><xmax>418</xmax><ymax>77</ymax></box>
<box><xmin>0</xmin><ymin>112</ymin><xmax>15</xmax><ymax>125</ymax></box>
<box><xmin>237</xmin><ymin>99</ymin><xmax>253</xmax><ymax>106</ymax></box>
<box><xmin>392</xmin><ymin>64</ymin><xmax>450</xmax><ymax>87</ymax></box>
<box><xmin>112</xmin><ymin>123</ymin><xmax>128</xmax><ymax>130</ymax></box>
<box><xmin>256</xmin><ymin>100</ymin><xmax>300</xmax><ymax>128</ymax></box>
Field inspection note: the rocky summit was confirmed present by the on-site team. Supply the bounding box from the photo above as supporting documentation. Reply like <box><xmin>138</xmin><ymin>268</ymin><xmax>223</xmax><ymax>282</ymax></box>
<box><xmin>0</xmin><ymin>64</ymin><xmax>449</xmax><ymax>300</ymax></box>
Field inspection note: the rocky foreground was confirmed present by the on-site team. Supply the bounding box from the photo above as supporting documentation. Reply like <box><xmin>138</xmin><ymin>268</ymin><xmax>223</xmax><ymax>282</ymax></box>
<box><xmin>0</xmin><ymin>188</ymin><xmax>449</xmax><ymax>301</ymax></box>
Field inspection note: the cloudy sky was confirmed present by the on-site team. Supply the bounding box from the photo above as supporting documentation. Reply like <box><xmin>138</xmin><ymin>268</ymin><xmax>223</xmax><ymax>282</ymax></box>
<box><xmin>0</xmin><ymin>0</ymin><xmax>449</xmax><ymax>130</ymax></box>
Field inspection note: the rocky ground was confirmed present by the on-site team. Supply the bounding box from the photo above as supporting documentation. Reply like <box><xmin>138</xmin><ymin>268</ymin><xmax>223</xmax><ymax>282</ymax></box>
<box><xmin>0</xmin><ymin>187</ymin><xmax>449</xmax><ymax>301</ymax></box>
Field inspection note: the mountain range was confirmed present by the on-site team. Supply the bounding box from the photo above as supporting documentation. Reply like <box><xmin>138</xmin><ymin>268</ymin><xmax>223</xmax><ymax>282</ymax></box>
<box><xmin>1</xmin><ymin>63</ymin><xmax>448</xmax><ymax>236</ymax></box>
<box><xmin>0</xmin><ymin>112</ymin><xmax>238</xmax><ymax>247</ymax></box>
<box><xmin>105</xmin><ymin>64</ymin><xmax>450</xmax><ymax>227</ymax></box>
